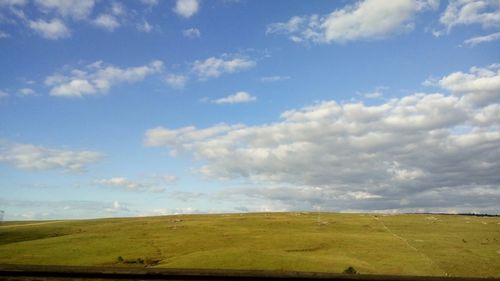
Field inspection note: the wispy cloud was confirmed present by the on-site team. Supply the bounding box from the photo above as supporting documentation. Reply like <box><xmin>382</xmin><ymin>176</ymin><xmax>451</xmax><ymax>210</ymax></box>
<box><xmin>464</xmin><ymin>32</ymin><xmax>500</xmax><ymax>47</ymax></box>
<box><xmin>34</xmin><ymin>0</ymin><xmax>95</xmax><ymax>20</ymax></box>
<box><xmin>213</xmin><ymin>91</ymin><xmax>256</xmax><ymax>104</ymax></box>
<box><xmin>0</xmin><ymin>140</ymin><xmax>103</xmax><ymax>172</ymax></box>
<box><xmin>92</xmin><ymin>14</ymin><xmax>120</xmax><ymax>31</ymax></box>
<box><xmin>182</xmin><ymin>28</ymin><xmax>200</xmax><ymax>38</ymax></box>
<box><xmin>440</xmin><ymin>0</ymin><xmax>500</xmax><ymax>31</ymax></box>
<box><xmin>29</xmin><ymin>18</ymin><xmax>71</xmax><ymax>39</ymax></box>
<box><xmin>260</xmin><ymin>75</ymin><xmax>290</xmax><ymax>82</ymax></box>
<box><xmin>45</xmin><ymin>60</ymin><xmax>164</xmax><ymax>97</ymax></box>
<box><xmin>17</xmin><ymin>87</ymin><xmax>36</xmax><ymax>96</ymax></box>
<box><xmin>96</xmin><ymin>177</ymin><xmax>165</xmax><ymax>193</ymax></box>
<box><xmin>165</xmin><ymin>74</ymin><xmax>188</xmax><ymax>89</ymax></box>
<box><xmin>266</xmin><ymin>0</ymin><xmax>438</xmax><ymax>44</ymax></box>
<box><xmin>192</xmin><ymin>55</ymin><xmax>256</xmax><ymax>79</ymax></box>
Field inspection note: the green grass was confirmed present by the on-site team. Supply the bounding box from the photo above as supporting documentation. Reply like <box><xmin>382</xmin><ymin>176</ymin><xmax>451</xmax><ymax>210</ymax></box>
<box><xmin>0</xmin><ymin>213</ymin><xmax>499</xmax><ymax>277</ymax></box>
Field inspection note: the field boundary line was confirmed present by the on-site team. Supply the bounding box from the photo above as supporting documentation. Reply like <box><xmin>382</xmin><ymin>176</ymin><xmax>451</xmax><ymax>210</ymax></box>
<box><xmin>0</xmin><ymin>221</ymin><xmax>60</xmax><ymax>228</ymax></box>
<box><xmin>372</xmin><ymin>216</ymin><xmax>448</xmax><ymax>276</ymax></box>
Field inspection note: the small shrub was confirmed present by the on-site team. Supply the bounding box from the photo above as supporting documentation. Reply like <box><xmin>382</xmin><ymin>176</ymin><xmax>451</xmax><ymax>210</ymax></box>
<box><xmin>117</xmin><ymin>256</ymin><xmax>124</xmax><ymax>262</ymax></box>
<box><xmin>343</xmin><ymin>266</ymin><xmax>358</xmax><ymax>274</ymax></box>
<box><xmin>145</xmin><ymin>257</ymin><xmax>161</xmax><ymax>266</ymax></box>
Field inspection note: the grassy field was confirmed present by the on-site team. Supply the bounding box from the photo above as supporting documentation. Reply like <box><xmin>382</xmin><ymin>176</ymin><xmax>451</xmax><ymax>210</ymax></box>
<box><xmin>0</xmin><ymin>213</ymin><xmax>499</xmax><ymax>277</ymax></box>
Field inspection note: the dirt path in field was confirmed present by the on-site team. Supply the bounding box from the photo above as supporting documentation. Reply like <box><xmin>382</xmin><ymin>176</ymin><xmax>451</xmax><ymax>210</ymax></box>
<box><xmin>372</xmin><ymin>216</ymin><xmax>448</xmax><ymax>276</ymax></box>
<box><xmin>0</xmin><ymin>221</ymin><xmax>60</xmax><ymax>228</ymax></box>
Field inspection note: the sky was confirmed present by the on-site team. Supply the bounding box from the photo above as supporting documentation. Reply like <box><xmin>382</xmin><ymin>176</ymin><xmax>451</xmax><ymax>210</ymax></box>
<box><xmin>0</xmin><ymin>0</ymin><xmax>499</xmax><ymax>220</ymax></box>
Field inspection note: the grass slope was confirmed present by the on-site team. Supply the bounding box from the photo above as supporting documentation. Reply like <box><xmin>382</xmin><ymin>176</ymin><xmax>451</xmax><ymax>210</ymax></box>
<box><xmin>0</xmin><ymin>213</ymin><xmax>499</xmax><ymax>277</ymax></box>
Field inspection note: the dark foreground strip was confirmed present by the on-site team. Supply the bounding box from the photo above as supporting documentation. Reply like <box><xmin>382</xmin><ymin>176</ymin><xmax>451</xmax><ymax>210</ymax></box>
<box><xmin>0</xmin><ymin>264</ymin><xmax>496</xmax><ymax>281</ymax></box>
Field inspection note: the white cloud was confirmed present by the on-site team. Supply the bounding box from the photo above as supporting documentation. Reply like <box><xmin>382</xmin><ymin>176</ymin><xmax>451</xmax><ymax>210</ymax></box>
<box><xmin>162</xmin><ymin>175</ymin><xmax>178</xmax><ymax>184</ymax></box>
<box><xmin>174</xmin><ymin>0</ymin><xmax>199</xmax><ymax>18</ymax></box>
<box><xmin>213</xmin><ymin>91</ymin><xmax>256</xmax><ymax>104</ymax></box>
<box><xmin>440</xmin><ymin>0</ymin><xmax>500</xmax><ymax>30</ymax></box>
<box><xmin>260</xmin><ymin>75</ymin><xmax>290</xmax><ymax>82</ymax></box>
<box><xmin>96</xmin><ymin>177</ymin><xmax>165</xmax><ymax>192</ymax></box>
<box><xmin>17</xmin><ymin>87</ymin><xmax>36</xmax><ymax>96</ymax></box>
<box><xmin>0</xmin><ymin>90</ymin><xmax>9</xmax><ymax>98</ymax></box>
<box><xmin>0</xmin><ymin>141</ymin><xmax>103</xmax><ymax>172</ymax></box>
<box><xmin>93</xmin><ymin>14</ymin><xmax>120</xmax><ymax>31</ymax></box>
<box><xmin>110</xmin><ymin>1</ymin><xmax>125</xmax><ymax>16</ymax></box>
<box><xmin>145</xmin><ymin>64</ymin><xmax>500</xmax><ymax>212</ymax></box>
<box><xmin>139</xmin><ymin>207</ymin><xmax>202</xmax><ymax>216</ymax></box>
<box><xmin>364</xmin><ymin>91</ymin><xmax>383</xmax><ymax>99</ymax></box>
<box><xmin>437</xmin><ymin>63</ymin><xmax>500</xmax><ymax>105</ymax></box>
<box><xmin>46</xmin><ymin>60</ymin><xmax>163</xmax><ymax>97</ymax></box>
<box><xmin>0</xmin><ymin>30</ymin><xmax>10</xmax><ymax>38</ymax></box>
<box><xmin>165</xmin><ymin>74</ymin><xmax>188</xmax><ymax>89</ymax></box>
<box><xmin>29</xmin><ymin>18</ymin><xmax>70</xmax><ymax>39</ymax></box>
<box><xmin>361</xmin><ymin>86</ymin><xmax>386</xmax><ymax>99</ymax></box>
<box><xmin>137</xmin><ymin>20</ymin><xmax>153</xmax><ymax>33</ymax></box>
<box><xmin>0</xmin><ymin>0</ymin><xmax>27</xmax><ymax>6</ymax></box>
<box><xmin>104</xmin><ymin>200</ymin><xmax>130</xmax><ymax>213</ymax></box>
<box><xmin>463</xmin><ymin>32</ymin><xmax>500</xmax><ymax>47</ymax></box>
<box><xmin>144</xmin><ymin>123</ymin><xmax>243</xmax><ymax>147</ymax></box>
<box><xmin>192</xmin><ymin>55</ymin><xmax>256</xmax><ymax>79</ymax></box>
<box><xmin>266</xmin><ymin>0</ymin><xmax>438</xmax><ymax>44</ymax></box>
<box><xmin>182</xmin><ymin>27</ymin><xmax>200</xmax><ymax>38</ymax></box>
<box><xmin>34</xmin><ymin>0</ymin><xmax>95</xmax><ymax>20</ymax></box>
<box><xmin>0</xmin><ymin>198</ymin><xmax>132</xmax><ymax>220</ymax></box>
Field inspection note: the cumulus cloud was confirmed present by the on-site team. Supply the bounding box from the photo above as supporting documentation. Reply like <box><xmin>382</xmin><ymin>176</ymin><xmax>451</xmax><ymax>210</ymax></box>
<box><xmin>266</xmin><ymin>0</ymin><xmax>438</xmax><ymax>44</ymax></box>
<box><xmin>96</xmin><ymin>177</ymin><xmax>165</xmax><ymax>192</ymax></box>
<box><xmin>182</xmin><ymin>27</ymin><xmax>200</xmax><ymax>38</ymax></box>
<box><xmin>45</xmin><ymin>60</ymin><xmax>163</xmax><ymax>97</ymax></box>
<box><xmin>145</xmin><ymin>64</ymin><xmax>500</xmax><ymax>213</ymax></box>
<box><xmin>34</xmin><ymin>0</ymin><xmax>95</xmax><ymax>20</ymax></box>
<box><xmin>29</xmin><ymin>18</ymin><xmax>70</xmax><ymax>39</ymax></box>
<box><xmin>213</xmin><ymin>91</ymin><xmax>256</xmax><ymax>104</ymax></box>
<box><xmin>440</xmin><ymin>0</ymin><xmax>500</xmax><ymax>30</ymax></box>
<box><xmin>192</xmin><ymin>55</ymin><xmax>256</xmax><ymax>79</ymax></box>
<box><xmin>174</xmin><ymin>0</ymin><xmax>199</xmax><ymax>18</ymax></box>
<box><xmin>165</xmin><ymin>74</ymin><xmax>188</xmax><ymax>89</ymax></box>
<box><xmin>437</xmin><ymin>63</ymin><xmax>500</xmax><ymax>105</ymax></box>
<box><xmin>92</xmin><ymin>14</ymin><xmax>120</xmax><ymax>31</ymax></box>
<box><xmin>463</xmin><ymin>32</ymin><xmax>500</xmax><ymax>47</ymax></box>
<box><xmin>0</xmin><ymin>141</ymin><xmax>103</xmax><ymax>172</ymax></box>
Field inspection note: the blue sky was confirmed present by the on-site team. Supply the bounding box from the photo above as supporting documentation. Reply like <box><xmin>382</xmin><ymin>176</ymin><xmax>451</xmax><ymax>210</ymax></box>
<box><xmin>1</xmin><ymin>0</ymin><xmax>500</xmax><ymax>220</ymax></box>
